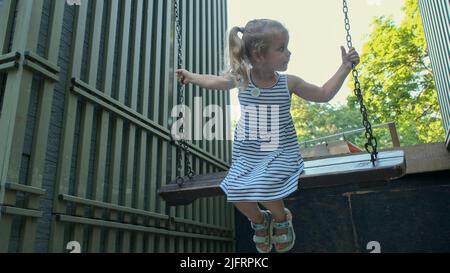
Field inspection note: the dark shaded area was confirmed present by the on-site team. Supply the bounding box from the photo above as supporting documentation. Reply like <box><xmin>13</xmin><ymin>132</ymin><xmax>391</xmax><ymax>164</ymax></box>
<box><xmin>235</xmin><ymin>170</ymin><xmax>450</xmax><ymax>253</ymax></box>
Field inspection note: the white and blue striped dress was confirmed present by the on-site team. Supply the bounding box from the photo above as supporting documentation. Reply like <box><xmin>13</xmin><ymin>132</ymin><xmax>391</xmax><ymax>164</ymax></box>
<box><xmin>220</xmin><ymin>72</ymin><xmax>304</xmax><ymax>202</ymax></box>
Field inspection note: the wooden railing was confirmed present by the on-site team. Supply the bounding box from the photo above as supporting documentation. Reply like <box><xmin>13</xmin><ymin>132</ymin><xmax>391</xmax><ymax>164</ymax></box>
<box><xmin>300</xmin><ymin>122</ymin><xmax>401</xmax><ymax>149</ymax></box>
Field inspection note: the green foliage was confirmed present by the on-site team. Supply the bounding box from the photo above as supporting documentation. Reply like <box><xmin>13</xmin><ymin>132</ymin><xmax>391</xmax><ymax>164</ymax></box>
<box><xmin>291</xmin><ymin>98</ymin><xmax>360</xmax><ymax>142</ymax></box>
<box><xmin>347</xmin><ymin>0</ymin><xmax>444</xmax><ymax>145</ymax></box>
<box><xmin>292</xmin><ymin>0</ymin><xmax>444</xmax><ymax>148</ymax></box>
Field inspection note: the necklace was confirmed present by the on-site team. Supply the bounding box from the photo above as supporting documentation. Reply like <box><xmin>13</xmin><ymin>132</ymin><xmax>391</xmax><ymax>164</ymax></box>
<box><xmin>250</xmin><ymin>70</ymin><xmax>279</xmax><ymax>97</ymax></box>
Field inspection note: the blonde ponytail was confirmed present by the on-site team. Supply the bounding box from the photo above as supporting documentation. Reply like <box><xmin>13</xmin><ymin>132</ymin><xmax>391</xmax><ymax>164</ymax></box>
<box><xmin>223</xmin><ymin>20</ymin><xmax>288</xmax><ymax>91</ymax></box>
<box><xmin>228</xmin><ymin>26</ymin><xmax>250</xmax><ymax>90</ymax></box>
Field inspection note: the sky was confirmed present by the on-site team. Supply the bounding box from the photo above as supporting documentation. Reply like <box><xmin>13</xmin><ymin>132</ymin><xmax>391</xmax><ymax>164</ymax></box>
<box><xmin>226</xmin><ymin>0</ymin><xmax>406</xmax><ymax>122</ymax></box>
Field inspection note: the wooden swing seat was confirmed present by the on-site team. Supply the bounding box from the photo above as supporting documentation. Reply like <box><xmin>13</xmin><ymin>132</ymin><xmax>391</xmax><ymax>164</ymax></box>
<box><xmin>159</xmin><ymin>150</ymin><xmax>406</xmax><ymax>206</ymax></box>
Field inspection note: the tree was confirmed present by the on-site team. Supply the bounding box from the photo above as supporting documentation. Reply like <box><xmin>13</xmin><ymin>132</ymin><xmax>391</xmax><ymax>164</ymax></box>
<box><xmin>347</xmin><ymin>0</ymin><xmax>444</xmax><ymax>145</ymax></box>
<box><xmin>291</xmin><ymin>0</ymin><xmax>444</xmax><ymax>148</ymax></box>
<box><xmin>291</xmin><ymin>99</ymin><xmax>361</xmax><ymax>143</ymax></box>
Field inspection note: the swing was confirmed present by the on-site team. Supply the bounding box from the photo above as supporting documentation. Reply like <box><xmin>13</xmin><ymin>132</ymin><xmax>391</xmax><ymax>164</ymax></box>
<box><xmin>159</xmin><ymin>0</ymin><xmax>406</xmax><ymax>206</ymax></box>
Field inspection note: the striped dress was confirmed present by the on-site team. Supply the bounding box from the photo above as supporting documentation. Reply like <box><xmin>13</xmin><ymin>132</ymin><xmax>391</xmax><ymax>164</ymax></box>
<box><xmin>220</xmin><ymin>71</ymin><xmax>304</xmax><ymax>202</ymax></box>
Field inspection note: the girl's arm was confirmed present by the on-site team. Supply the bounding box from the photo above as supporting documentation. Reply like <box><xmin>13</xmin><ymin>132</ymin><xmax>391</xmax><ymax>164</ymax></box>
<box><xmin>176</xmin><ymin>69</ymin><xmax>238</xmax><ymax>90</ymax></box>
<box><xmin>289</xmin><ymin>46</ymin><xmax>359</xmax><ymax>102</ymax></box>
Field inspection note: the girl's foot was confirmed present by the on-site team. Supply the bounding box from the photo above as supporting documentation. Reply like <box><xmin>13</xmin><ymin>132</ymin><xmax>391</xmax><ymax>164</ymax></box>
<box><xmin>250</xmin><ymin>210</ymin><xmax>273</xmax><ymax>253</ymax></box>
<box><xmin>272</xmin><ymin>208</ymin><xmax>295</xmax><ymax>253</ymax></box>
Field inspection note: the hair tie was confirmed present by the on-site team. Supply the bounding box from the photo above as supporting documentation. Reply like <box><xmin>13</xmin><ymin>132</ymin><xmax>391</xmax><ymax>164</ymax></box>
<box><xmin>238</xmin><ymin>27</ymin><xmax>245</xmax><ymax>33</ymax></box>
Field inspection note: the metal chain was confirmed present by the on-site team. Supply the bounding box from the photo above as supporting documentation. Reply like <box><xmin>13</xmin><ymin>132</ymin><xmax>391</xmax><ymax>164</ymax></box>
<box><xmin>173</xmin><ymin>0</ymin><xmax>194</xmax><ymax>187</ymax></box>
<box><xmin>343</xmin><ymin>0</ymin><xmax>378</xmax><ymax>165</ymax></box>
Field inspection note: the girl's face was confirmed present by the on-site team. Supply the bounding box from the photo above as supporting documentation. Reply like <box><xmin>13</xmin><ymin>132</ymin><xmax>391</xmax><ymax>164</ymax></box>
<box><xmin>262</xmin><ymin>31</ymin><xmax>291</xmax><ymax>71</ymax></box>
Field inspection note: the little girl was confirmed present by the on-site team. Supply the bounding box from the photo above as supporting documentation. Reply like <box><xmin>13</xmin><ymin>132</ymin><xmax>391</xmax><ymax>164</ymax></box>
<box><xmin>176</xmin><ymin>19</ymin><xmax>360</xmax><ymax>253</ymax></box>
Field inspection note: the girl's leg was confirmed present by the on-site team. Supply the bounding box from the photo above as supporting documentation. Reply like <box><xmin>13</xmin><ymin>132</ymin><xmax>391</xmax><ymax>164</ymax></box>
<box><xmin>259</xmin><ymin>200</ymin><xmax>286</xmax><ymax>222</ymax></box>
<box><xmin>233</xmin><ymin>202</ymin><xmax>270</xmax><ymax>252</ymax></box>
<box><xmin>259</xmin><ymin>200</ymin><xmax>291</xmax><ymax>251</ymax></box>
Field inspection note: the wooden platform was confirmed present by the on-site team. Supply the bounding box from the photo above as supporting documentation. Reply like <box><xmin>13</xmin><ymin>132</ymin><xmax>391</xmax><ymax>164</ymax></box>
<box><xmin>159</xmin><ymin>150</ymin><xmax>406</xmax><ymax>206</ymax></box>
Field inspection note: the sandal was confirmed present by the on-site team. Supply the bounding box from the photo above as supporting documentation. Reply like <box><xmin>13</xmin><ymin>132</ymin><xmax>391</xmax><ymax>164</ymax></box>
<box><xmin>272</xmin><ymin>208</ymin><xmax>295</xmax><ymax>253</ymax></box>
<box><xmin>250</xmin><ymin>210</ymin><xmax>273</xmax><ymax>253</ymax></box>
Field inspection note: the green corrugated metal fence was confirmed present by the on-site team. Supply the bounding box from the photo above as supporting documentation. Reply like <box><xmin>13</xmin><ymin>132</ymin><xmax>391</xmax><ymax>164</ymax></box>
<box><xmin>418</xmin><ymin>0</ymin><xmax>450</xmax><ymax>147</ymax></box>
<box><xmin>0</xmin><ymin>0</ymin><xmax>234</xmax><ymax>253</ymax></box>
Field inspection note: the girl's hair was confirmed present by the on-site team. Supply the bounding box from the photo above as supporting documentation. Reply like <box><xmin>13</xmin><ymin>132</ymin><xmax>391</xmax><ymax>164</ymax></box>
<box><xmin>225</xmin><ymin>19</ymin><xmax>288</xmax><ymax>90</ymax></box>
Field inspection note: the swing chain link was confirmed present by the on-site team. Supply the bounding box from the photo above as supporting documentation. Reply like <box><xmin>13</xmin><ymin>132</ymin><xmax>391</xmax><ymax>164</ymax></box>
<box><xmin>342</xmin><ymin>0</ymin><xmax>378</xmax><ymax>165</ymax></box>
<box><xmin>173</xmin><ymin>0</ymin><xmax>194</xmax><ymax>187</ymax></box>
